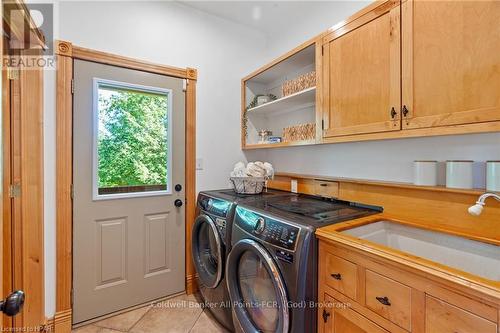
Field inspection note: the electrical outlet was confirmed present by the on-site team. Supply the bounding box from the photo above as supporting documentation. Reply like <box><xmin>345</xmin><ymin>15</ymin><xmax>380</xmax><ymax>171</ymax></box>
<box><xmin>291</xmin><ymin>179</ymin><xmax>298</xmax><ymax>193</ymax></box>
<box><xmin>196</xmin><ymin>158</ymin><xmax>204</xmax><ymax>170</ymax></box>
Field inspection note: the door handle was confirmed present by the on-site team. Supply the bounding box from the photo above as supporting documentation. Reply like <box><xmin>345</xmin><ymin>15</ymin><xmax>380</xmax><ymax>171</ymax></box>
<box><xmin>0</xmin><ymin>291</ymin><xmax>25</xmax><ymax>316</ymax></box>
<box><xmin>174</xmin><ymin>199</ymin><xmax>183</xmax><ymax>207</ymax></box>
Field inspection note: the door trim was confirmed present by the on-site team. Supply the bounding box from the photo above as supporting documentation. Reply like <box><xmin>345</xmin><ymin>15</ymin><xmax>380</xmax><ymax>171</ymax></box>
<box><xmin>55</xmin><ymin>40</ymin><xmax>197</xmax><ymax>333</ymax></box>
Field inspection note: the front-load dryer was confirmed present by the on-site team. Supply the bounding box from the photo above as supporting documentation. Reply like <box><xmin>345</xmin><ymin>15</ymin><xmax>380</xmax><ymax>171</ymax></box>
<box><xmin>192</xmin><ymin>189</ymin><xmax>292</xmax><ymax>331</ymax></box>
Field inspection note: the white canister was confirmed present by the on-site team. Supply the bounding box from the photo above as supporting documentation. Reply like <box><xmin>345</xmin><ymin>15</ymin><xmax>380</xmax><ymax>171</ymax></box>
<box><xmin>486</xmin><ymin>161</ymin><xmax>500</xmax><ymax>192</ymax></box>
<box><xmin>446</xmin><ymin>160</ymin><xmax>473</xmax><ymax>189</ymax></box>
<box><xmin>413</xmin><ymin>160</ymin><xmax>438</xmax><ymax>186</ymax></box>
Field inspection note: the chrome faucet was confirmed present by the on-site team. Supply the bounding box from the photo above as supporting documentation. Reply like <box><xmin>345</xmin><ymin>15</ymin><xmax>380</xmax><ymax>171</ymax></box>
<box><xmin>468</xmin><ymin>192</ymin><xmax>500</xmax><ymax>216</ymax></box>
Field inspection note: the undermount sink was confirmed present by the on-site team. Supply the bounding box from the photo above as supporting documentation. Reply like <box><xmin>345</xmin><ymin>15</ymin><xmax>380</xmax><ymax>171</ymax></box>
<box><xmin>341</xmin><ymin>221</ymin><xmax>500</xmax><ymax>282</ymax></box>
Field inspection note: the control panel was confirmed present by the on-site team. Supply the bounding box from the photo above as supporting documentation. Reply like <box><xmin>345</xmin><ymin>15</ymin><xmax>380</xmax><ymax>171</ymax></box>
<box><xmin>198</xmin><ymin>195</ymin><xmax>232</xmax><ymax>218</ymax></box>
<box><xmin>236</xmin><ymin>206</ymin><xmax>300</xmax><ymax>251</ymax></box>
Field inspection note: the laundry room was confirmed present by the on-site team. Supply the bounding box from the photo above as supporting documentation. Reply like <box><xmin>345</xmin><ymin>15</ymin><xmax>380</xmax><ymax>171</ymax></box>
<box><xmin>1</xmin><ymin>1</ymin><xmax>500</xmax><ymax>333</ymax></box>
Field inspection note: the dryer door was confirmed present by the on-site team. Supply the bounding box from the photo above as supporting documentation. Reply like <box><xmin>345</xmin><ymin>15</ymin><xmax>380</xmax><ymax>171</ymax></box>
<box><xmin>192</xmin><ymin>214</ymin><xmax>224</xmax><ymax>288</ymax></box>
<box><xmin>226</xmin><ymin>239</ymin><xmax>290</xmax><ymax>333</ymax></box>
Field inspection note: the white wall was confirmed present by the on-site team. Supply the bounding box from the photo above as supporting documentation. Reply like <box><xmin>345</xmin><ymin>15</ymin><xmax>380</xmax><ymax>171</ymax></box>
<box><xmin>245</xmin><ymin>1</ymin><xmax>500</xmax><ymax>188</ymax></box>
<box><xmin>44</xmin><ymin>1</ymin><xmax>267</xmax><ymax>317</ymax></box>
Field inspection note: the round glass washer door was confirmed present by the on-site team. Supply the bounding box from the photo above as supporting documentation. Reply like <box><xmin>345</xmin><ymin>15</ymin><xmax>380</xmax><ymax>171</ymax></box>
<box><xmin>226</xmin><ymin>238</ymin><xmax>289</xmax><ymax>333</ymax></box>
<box><xmin>191</xmin><ymin>214</ymin><xmax>223</xmax><ymax>289</ymax></box>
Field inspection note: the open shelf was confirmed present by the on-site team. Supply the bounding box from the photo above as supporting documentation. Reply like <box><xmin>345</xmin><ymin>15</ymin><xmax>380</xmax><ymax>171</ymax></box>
<box><xmin>243</xmin><ymin>139</ymin><xmax>316</xmax><ymax>150</ymax></box>
<box><xmin>247</xmin><ymin>87</ymin><xmax>316</xmax><ymax>116</ymax></box>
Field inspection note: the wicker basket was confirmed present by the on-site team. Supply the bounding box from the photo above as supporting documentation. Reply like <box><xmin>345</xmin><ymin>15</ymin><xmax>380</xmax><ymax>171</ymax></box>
<box><xmin>282</xmin><ymin>123</ymin><xmax>316</xmax><ymax>142</ymax></box>
<box><xmin>282</xmin><ymin>71</ymin><xmax>316</xmax><ymax>97</ymax></box>
<box><xmin>230</xmin><ymin>177</ymin><xmax>268</xmax><ymax>194</ymax></box>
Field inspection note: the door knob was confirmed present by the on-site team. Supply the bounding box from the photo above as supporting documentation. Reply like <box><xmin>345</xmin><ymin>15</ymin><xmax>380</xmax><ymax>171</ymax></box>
<box><xmin>0</xmin><ymin>291</ymin><xmax>25</xmax><ymax>317</ymax></box>
<box><xmin>174</xmin><ymin>199</ymin><xmax>183</xmax><ymax>207</ymax></box>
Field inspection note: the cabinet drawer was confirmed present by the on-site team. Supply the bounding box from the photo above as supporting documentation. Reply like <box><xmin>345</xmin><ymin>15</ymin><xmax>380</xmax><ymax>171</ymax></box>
<box><xmin>365</xmin><ymin>270</ymin><xmax>411</xmax><ymax>331</ymax></box>
<box><xmin>425</xmin><ymin>296</ymin><xmax>497</xmax><ymax>333</ymax></box>
<box><xmin>314</xmin><ymin>180</ymin><xmax>339</xmax><ymax>198</ymax></box>
<box><xmin>321</xmin><ymin>293</ymin><xmax>389</xmax><ymax>333</ymax></box>
<box><xmin>324</xmin><ymin>253</ymin><xmax>357</xmax><ymax>300</ymax></box>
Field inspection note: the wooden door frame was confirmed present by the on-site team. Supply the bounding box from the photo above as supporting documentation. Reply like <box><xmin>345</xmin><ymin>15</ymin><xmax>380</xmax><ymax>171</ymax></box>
<box><xmin>2</xmin><ymin>2</ymin><xmax>46</xmax><ymax>329</ymax></box>
<box><xmin>54</xmin><ymin>40</ymin><xmax>197</xmax><ymax>333</ymax></box>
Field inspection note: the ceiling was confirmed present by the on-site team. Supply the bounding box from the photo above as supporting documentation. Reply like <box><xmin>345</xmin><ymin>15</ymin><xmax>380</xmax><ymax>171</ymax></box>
<box><xmin>178</xmin><ymin>1</ymin><xmax>336</xmax><ymax>36</ymax></box>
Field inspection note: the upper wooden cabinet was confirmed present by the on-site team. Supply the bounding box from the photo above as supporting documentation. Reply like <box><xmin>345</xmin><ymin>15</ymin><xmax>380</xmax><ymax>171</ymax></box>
<box><xmin>242</xmin><ymin>0</ymin><xmax>500</xmax><ymax>148</ymax></box>
<box><xmin>402</xmin><ymin>0</ymin><xmax>500</xmax><ymax>129</ymax></box>
<box><xmin>322</xmin><ymin>0</ymin><xmax>401</xmax><ymax>138</ymax></box>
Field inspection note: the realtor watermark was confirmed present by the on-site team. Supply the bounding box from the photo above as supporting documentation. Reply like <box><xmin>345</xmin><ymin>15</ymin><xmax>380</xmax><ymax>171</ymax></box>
<box><xmin>2</xmin><ymin>1</ymin><xmax>55</xmax><ymax>70</ymax></box>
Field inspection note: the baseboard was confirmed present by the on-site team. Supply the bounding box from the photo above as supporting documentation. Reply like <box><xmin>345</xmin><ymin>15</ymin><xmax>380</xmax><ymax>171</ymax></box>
<box><xmin>52</xmin><ymin>309</ymin><xmax>72</xmax><ymax>333</ymax></box>
<box><xmin>186</xmin><ymin>273</ymin><xmax>198</xmax><ymax>295</ymax></box>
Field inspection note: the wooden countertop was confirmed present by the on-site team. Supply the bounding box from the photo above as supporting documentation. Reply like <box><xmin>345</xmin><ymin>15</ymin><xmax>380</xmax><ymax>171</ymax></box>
<box><xmin>316</xmin><ymin>213</ymin><xmax>500</xmax><ymax>302</ymax></box>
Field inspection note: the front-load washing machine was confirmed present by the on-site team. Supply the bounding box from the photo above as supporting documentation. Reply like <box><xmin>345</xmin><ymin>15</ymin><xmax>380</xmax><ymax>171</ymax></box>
<box><xmin>192</xmin><ymin>189</ymin><xmax>291</xmax><ymax>331</ymax></box>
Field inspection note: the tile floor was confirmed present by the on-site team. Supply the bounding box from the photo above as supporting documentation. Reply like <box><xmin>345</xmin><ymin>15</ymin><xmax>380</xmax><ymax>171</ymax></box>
<box><xmin>72</xmin><ymin>293</ymin><xmax>229</xmax><ymax>333</ymax></box>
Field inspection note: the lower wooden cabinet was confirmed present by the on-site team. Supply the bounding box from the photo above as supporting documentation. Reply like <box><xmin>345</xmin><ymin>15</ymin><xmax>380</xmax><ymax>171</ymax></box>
<box><xmin>425</xmin><ymin>296</ymin><xmax>497</xmax><ymax>333</ymax></box>
<box><xmin>318</xmin><ymin>239</ymin><xmax>500</xmax><ymax>333</ymax></box>
<box><xmin>321</xmin><ymin>293</ymin><xmax>389</xmax><ymax>333</ymax></box>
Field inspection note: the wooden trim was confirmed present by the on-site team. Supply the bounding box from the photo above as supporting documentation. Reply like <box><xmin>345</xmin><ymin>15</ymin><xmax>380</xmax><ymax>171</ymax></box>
<box><xmin>2</xmin><ymin>36</ymin><xmax>13</xmax><ymax>330</ymax></box>
<box><xmin>55</xmin><ymin>41</ymin><xmax>198</xmax><ymax>331</ymax></box>
<box><xmin>18</xmin><ymin>55</ymin><xmax>45</xmax><ymax>328</ymax></box>
<box><xmin>323</xmin><ymin>0</ymin><xmax>399</xmax><ymax>44</ymax></box>
<box><xmin>186</xmin><ymin>274</ymin><xmax>198</xmax><ymax>295</ymax></box>
<box><xmin>320</xmin><ymin>120</ymin><xmax>500</xmax><ymax>145</ymax></box>
<box><xmin>185</xmin><ymin>77</ymin><xmax>197</xmax><ymax>295</ymax></box>
<box><xmin>55</xmin><ymin>52</ymin><xmax>73</xmax><ymax>313</ymax></box>
<box><xmin>2</xmin><ymin>0</ymin><xmax>46</xmax><ymax>48</ymax></box>
<box><xmin>53</xmin><ymin>41</ymin><xmax>197</xmax><ymax>80</ymax></box>
<box><xmin>55</xmin><ymin>40</ymin><xmax>73</xmax><ymax>57</ymax></box>
<box><xmin>53</xmin><ymin>310</ymin><xmax>72</xmax><ymax>333</ymax></box>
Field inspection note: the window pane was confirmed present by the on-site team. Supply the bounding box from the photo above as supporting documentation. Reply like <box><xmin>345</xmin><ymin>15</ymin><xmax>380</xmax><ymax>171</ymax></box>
<box><xmin>96</xmin><ymin>82</ymin><xmax>169</xmax><ymax>196</ymax></box>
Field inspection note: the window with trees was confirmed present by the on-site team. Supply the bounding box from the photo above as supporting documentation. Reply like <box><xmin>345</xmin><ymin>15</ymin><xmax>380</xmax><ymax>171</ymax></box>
<box><xmin>93</xmin><ymin>79</ymin><xmax>172</xmax><ymax>199</ymax></box>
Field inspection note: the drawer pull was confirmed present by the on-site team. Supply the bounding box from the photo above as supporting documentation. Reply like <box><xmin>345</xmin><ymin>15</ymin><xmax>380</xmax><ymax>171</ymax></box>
<box><xmin>320</xmin><ymin>183</ymin><xmax>328</xmax><ymax>187</ymax></box>
<box><xmin>376</xmin><ymin>296</ymin><xmax>391</xmax><ymax>306</ymax></box>
<box><xmin>322</xmin><ymin>309</ymin><xmax>331</xmax><ymax>323</ymax></box>
<box><xmin>330</xmin><ymin>273</ymin><xmax>342</xmax><ymax>280</ymax></box>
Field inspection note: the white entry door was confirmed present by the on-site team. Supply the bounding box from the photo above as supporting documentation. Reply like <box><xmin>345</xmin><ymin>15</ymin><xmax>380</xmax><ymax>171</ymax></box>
<box><xmin>72</xmin><ymin>59</ymin><xmax>186</xmax><ymax>323</ymax></box>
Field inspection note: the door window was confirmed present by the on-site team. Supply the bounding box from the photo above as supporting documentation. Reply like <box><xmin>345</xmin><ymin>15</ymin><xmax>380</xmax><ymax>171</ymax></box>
<box><xmin>93</xmin><ymin>78</ymin><xmax>172</xmax><ymax>199</ymax></box>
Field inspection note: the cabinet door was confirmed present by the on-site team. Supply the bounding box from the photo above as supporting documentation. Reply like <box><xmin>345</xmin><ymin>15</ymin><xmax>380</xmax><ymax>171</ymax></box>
<box><xmin>323</xmin><ymin>0</ymin><xmax>401</xmax><ymax>138</ymax></box>
<box><xmin>402</xmin><ymin>0</ymin><xmax>500</xmax><ymax>129</ymax></box>
<box><xmin>320</xmin><ymin>293</ymin><xmax>389</xmax><ymax>333</ymax></box>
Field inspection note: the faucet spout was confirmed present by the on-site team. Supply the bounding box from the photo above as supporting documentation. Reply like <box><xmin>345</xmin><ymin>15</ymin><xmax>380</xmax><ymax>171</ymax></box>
<box><xmin>468</xmin><ymin>192</ymin><xmax>500</xmax><ymax>216</ymax></box>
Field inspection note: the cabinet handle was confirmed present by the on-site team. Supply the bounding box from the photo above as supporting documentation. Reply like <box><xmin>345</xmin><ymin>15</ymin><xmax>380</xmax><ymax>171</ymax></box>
<box><xmin>390</xmin><ymin>107</ymin><xmax>397</xmax><ymax>119</ymax></box>
<box><xmin>320</xmin><ymin>183</ymin><xmax>328</xmax><ymax>187</ymax></box>
<box><xmin>330</xmin><ymin>273</ymin><xmax>342</xmax><ymax>280</ymax></box>
<box><xmin>376</xmin><ymin>296</ymin><xmax>391</xmax><ymax>306</ymax></box>
<box><xmin>402</xmin><ymin>105</ymin><xmax>409</xmax><ymax>118</ymax></box>
<box><xmin>322</xmin><ymin>309</ymin><xmax>331</xmax><ymax>323</ymax></box>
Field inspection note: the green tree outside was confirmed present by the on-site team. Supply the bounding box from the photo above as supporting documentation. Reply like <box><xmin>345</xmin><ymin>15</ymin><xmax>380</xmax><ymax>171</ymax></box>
<box><xmin>97</xmin><ymin>87</ymin><xmax>168</xmax><ymax>189</ymax></box>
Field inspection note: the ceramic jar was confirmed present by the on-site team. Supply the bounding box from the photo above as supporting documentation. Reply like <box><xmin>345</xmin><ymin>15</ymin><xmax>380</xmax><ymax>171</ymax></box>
<box><xmin>413</xmin><ymin>161</ymin><xmax>438</xmax><ymax>186</ymax></box>
<box><xmin>486</xmin><ymin>161</ymin><xmax>500</xmax><ymax>192</ymax></box>
<box><xmin>446</xmin><ymin>160</ymin><xmax>473</xmax><ymax>189</ymax></box>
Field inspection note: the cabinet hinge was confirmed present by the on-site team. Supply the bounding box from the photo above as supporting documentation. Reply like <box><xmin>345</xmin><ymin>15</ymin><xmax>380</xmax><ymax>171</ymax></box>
<box><xmin>9</xmin><ymin>183</ymin><xmax>21</xmax><ymax>198</ymax></box>
<box><xmin>71</xmin><ymin>78</ymin><xmax>75</xmax><ymax>94</ymax></box>
<box><xmin>71</xmin><ymin>288</ymin><xmax>74</xmax><ymax>306</ymax></box>
<box><xmin>7</xmin><ymin>68</ymin><xmax>19</xmax><ymax>80</ymax></box>
<box><xmin>70</xmin><ymin>184</ymin><xmax>74</xmax><ymax>199</ymax></box>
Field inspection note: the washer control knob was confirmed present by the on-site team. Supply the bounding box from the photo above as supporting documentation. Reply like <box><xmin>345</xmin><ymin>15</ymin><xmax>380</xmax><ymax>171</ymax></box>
<box><xmin>254</xmin><ymin>217</ymin><xmax>266</xmax><ymax>234</ymax></box>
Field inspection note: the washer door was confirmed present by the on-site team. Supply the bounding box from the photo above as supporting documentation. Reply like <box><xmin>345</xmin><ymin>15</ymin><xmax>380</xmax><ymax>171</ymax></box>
<box><xmin>226</xmin><ymin>239</ymin><xmax>289</xmax><ymax>333</ymax></box>
<box><xmin>191</xmin><ymin>214</ymin><xmax>224</xmax><ymax>288</ymax></box>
